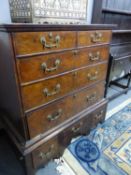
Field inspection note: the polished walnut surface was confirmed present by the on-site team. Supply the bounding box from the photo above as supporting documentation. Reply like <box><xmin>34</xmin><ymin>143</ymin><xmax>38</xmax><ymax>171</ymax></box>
<box><xmin>0</xmin><ymin>24</ymin><xmax>112</xmax><ymax>175</ymax></box>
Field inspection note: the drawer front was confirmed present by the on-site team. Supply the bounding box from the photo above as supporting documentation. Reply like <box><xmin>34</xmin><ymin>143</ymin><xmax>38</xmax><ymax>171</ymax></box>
<box><xmin>21</xmin><ymin>73</ymin><xmax>73</xmax><ymax>111</ymax></box>
<box><xmin>32</xmin><ymin>137</ymin><xmax>59</xmax><ymax>168</ymax></box>
<box><xmin>91</xmin><ymin>104</ymin><xmax>107</xmax><ymax>129</ymax></box>
<box><xmin>17</xmin><ymin>51</ymin><xmax>75</xmax><ymax>83</ymax></box>
<box><xmin>59</xmin><ymin>113</ymin><xmax>92</xmax><ymax>147</ymax></box>
<box><xmin>74</xmin><ymin>63</ymin><xmax>107</xmax><ymax>89</ymax></box>
<box><xmin>74</xmin><ymin>45</ymin><xmax>109</xmax><ymax>68</ymax></box>
<box><xmin>13</xmin><ymin>31</ymin><xmax>76</xmax><ymax>56</ymax></box>
<box><xmin>60</xmin><ymin>102</ymin><xmax>107</xmax><ymax>147</ymax></box>
<box><xmin>27</xmin><ymin>82</ymin><xmax>104</xmax><ymax>139</ymax></box>
<box><xmin>27</xmin><ymin>95</ymin><xmax>74</xmax><ymax>139</ymax></box>
<box><xmin>78</xmin><ymin>30</ymin><xmax>112</xmax><ymax>47</ymax></box>
<box><xmin>74</xmin><ymin>82</ymin><xmax>105</xmax><ymax>114</ymax></box>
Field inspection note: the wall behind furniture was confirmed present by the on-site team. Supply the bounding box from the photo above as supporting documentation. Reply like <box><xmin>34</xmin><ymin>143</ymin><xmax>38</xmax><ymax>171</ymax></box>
<box><xmin>87</xmin><ymin>0</ymin><xmax>94</xmax><ymax>23</ymax></box>
<box><xmin>0</xmin><ymin>0</ymin><xmax>11</xmax><ymax>23</ymax></box>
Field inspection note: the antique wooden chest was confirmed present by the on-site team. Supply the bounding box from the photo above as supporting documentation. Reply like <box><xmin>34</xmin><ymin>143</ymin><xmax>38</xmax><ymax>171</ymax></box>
<box><xmin>0</xmin><ymin>24</ymin><xmax>112</xmax><ymax>174</ymax></box>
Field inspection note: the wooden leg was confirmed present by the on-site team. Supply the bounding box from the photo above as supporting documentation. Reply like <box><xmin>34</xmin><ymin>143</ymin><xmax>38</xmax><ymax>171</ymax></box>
<box><xmin>24</xmin><ymin>154</ymin><xmax>36</xmax><ymax>175</ymax></box>
<box><xmin>127</xmin><ymin>73</ymin><xmax>131</xmax><ymax>88</ymax></box>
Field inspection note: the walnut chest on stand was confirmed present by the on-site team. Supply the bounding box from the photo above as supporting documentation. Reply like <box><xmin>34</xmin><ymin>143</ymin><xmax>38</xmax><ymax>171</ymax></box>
<box><xmin>0</xmin><ymin>24</ymin><xmax>112</xmax><ymax>175</ymax></box>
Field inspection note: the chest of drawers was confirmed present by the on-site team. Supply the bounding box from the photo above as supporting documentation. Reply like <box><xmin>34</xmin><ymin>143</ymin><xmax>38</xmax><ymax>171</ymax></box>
<box><xmin>0</xmin><ymin>24</ymin><xmax>112</xmax><ymax>175</ymax></box>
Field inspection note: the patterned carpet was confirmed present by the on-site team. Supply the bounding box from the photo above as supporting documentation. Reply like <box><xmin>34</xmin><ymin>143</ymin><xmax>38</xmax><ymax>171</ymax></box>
<box><xmin>62</xmin><ymin>101</ymin><xmax>131</xmax><ymax>175</ymax></box>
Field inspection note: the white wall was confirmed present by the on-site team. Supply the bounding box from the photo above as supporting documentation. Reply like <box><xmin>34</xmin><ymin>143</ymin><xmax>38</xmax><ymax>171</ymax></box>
<box><xmin>0</xmin><ymin>0</ymin><xmax>11</xmax><ymax>23</ymax></box>
<box><xmin>87</xmin><ymin>0</ymin><xmax>94</xmax><ymax>24</ymax></box>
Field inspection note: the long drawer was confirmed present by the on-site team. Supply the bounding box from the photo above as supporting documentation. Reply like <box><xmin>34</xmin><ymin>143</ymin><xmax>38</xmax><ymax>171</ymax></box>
<box><xmin>27</xmin><ymin>82</ymin><xmax>105</xmax><ymax>139</ymax></box>
<box><xmin>32</xmin><ymin>101</ymin><xmax>107</xmax><ymax>168</ymax></box>
<box><xmin>17</xmin><ymin>45</ymin><xmax>109</xmax><ymax>84</ymax></box>
<box><xmin>21</xmin><ymin>63</ymin><xmax>107</xmax><ymax>111</ymax></box>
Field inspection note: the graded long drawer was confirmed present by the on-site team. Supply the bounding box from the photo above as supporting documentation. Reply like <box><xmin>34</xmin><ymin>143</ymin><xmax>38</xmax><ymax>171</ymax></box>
<box><xmin>17</xmin><ymin>45</ymin><xmax>109</xmax><ymax>84</ymax></box>
<box><xmin>27</xmin><ymin>82</ymin><xmax>105</xmax><ymax>139</ymax></box>
<box><xmin>13</xmin><ymin>31</ymin><xmax>76</xmax><ymax>56</ymax></box>
<box><xmin>21</xmin><ymin>63</ymin><xmax>107</xmax><ymax>111</ymax></box>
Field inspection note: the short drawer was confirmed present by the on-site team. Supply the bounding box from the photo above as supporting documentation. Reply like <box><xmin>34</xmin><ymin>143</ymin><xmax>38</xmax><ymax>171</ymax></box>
<box><xmin>74</xmin><ymin>63</ymin><xmax>108</xmax><ymax>89</ymax></box>
<box><xmin>13</xmin><ymin>31</ymin><xmax>76</xmax><ymax>56</ymax></box>
<box><xmin>17</xmin><ymin>50</ymin><xmax>75</xmax><ymax>83</ymax></box>
<box><xmin>74</xmin><ymin>45</ymin><xmax>109</xmax><ymax>68</ymax></box>
<box><xmin>32</xmin><ymin>137</ymin><xmax>59</xmax><ymax>168</ymax></box>
<box><xmin>91</xmin><ymin>104</ymin><xmax>107</xmax><ymax>128</ymax></box>
<box><xmin>27</xmin><ymin>82</ymin><xmax>104</xmax><ymax>139</ymax></box>
<box><xmin>78</xmin><ymin>30</ymin><xmax>112</xmax><ymax>47</ymax></box>
<box><xmin>21</xmin><ymin>73</ymin><xmax>73</xmax><ymax>111</ymax></box>
<box><xmin>59</xmin><ymin>110</ymin><xmax>95</xmax><ymax>147</ymax></box>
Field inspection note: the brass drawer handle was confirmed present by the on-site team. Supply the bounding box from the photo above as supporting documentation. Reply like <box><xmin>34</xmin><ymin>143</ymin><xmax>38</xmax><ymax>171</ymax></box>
<box><xmin>43</xmin><ymin>84</ymin><xmax>61</xmax><ymax>97</ymax></box>
<box><xmin>91</xmin><ymin>32</ymin><xmax>102</xmax><ymax>43</ymax></box>
<box><xmin>87</xmin><ymin>92</ymin><xmax>97</xmax><ymax>102</ymax></box>
<box><xmin>95</xmin><ymin>111</ymin><xmax>104</xmax><ymax>119</ymax></box>
<box><xmin>72</xmin><ymin>127</ymin><xmax>80</xmax><ymax>133</ymax></box>
<box><xmin>87</xmin><ymin>71</ymin><xmax>98</xmax><ymax>81</ymax></box>
<box><xmin>72</xmin><ymin>122</ymin><xmax>83</xmax><ymax>133</ymax></box>
<box><xmin>41</xmin><ymin>59</ymin><xmax>61</xmax><ymax>72</ymax></box>
<box><xmin>39</xmin><ymin>144</ymin><xmax>54</xmax><ymax>160</ymax></box>
<box><xmin>89</xmin><ymin>51</ymin><xmax>100</xmax><ymax>61</ymax></box>
<box><xmin>47</xmin><ymin>109</ymin><xmax>63</xmax><ymax>121</ymax></box>
<box><xmin>40</xmin><ymin>32</ymin><xmax>60</xmax><ymax>49</ymax></box>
